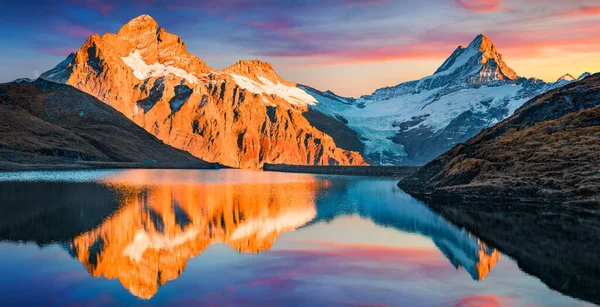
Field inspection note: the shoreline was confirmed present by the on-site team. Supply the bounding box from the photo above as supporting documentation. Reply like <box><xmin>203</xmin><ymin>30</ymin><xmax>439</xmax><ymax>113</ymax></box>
<box><xmin>1</xmin><ymin>162</ymin><xmax>421</xmax><ymax>178</ymax></box>
<box><xmin>263</xmin><ymin>163</ymin><xmax>419</xmax><ymax>177</ymax></box>
<box><xmin>0</xmin><ymin>161</ymin><xmax>223</xmax><ymax>172</ymax></box>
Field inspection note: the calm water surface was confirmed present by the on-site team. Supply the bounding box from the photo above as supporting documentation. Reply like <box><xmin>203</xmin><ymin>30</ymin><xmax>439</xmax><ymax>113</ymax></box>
<box><xmin>0</xmin><ymin>169</ymin><xmax>592</xmax><ymax>306</ymax></box>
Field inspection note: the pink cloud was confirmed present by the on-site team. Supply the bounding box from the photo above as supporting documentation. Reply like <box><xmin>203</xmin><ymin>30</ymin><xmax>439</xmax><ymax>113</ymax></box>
<box><xmin>454</xmin><ymin>294</ymin><xmax>514</xmax><ymax>307</ymax></box>
<box><xmin>485</xmin><ymin>21</ymin><xmax>600</xmax><ymax>54</ymax></box>
<box><xmin>286</xmin><ymin>240</ymin><xmax>445</xmax><ymax>264</ymax></box>
<box><xmin>68</xmin><ymin>0</ymin><xmax>116</xmax><ymax>14</ymax></box>
<box><xmin>338</xmin><ymin>0</ymin><xmax>388</xmax><ymax>6</ymax></box>
<box><xmin>455</xmin><ymin>0</ymin><xmax>501</xmax><ymax>12</ymax></box>
<box><xmin>271</xmin><ymin>41</ymin><xmax>454</xmax><ymax>67</ymax></box>
<box><xmin>557</xmin><ymin>6</ymin><xmax>600</xmax><ymax>18</ymax></box>
<box><xmin>247</xmin><ymin>20</ymin><xmax>294</xmax><ymax>31</ymax></box>
<box><xmin>55</xmin><ymin>24</ymin><xmax>93</xmax><ymax>38</ymax></box>
<box><xmin>36</xmin><ymin>47</ymin><xmax>75</xmax><ymax>56</ymax></box>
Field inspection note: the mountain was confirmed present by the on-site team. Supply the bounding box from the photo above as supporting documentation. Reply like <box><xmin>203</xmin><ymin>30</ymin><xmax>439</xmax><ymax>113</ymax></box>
<box><xmin>40</xmin><ymin>16</ymin><xmax>587</xmax><ymax>167</ymax></box>
<box><xmin>41</xmin><ymin>15</ymin><xmax>365</xmax><ymax>168</ymax></box>
<box><xmin>555</xmin><ymin>73</ymin><xmax>575</xmax><ymax>87</ymax></box>
<box><xmin>310</xmin><ymin>34</ymin><xmax>577</xmax><ymax>165</ymax></box>
<box><xmin>0</xmin><ymin>79</ymin><xmax>209</xmax><ymax>169</ymax></box>
<box><xmin>397</xmin><ymin>73</ymin><xmax>600</xmax><ymax>206</ymax></box>
<box><xmin>578</xmin><ymin>72</ymin><xmax>591</xmax><ymax>80</ymax></box>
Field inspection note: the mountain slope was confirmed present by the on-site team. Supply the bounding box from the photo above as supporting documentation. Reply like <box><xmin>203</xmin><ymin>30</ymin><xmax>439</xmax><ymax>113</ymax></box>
<box><xmin>0</xmin><ymin>79</ymin><xmax>210</xmax><ymax>168</ymax></box>
<box><xmin>41</xmin><ymin>15</ymin><xmax>365</xmax><ymax>168</ymax></box>
<box><xmin>397</xmin><ymin>73</ymin><xmax>600</xmax><ymax>206</ymax></box>
<box><xmin>310</xmin><ymin>34</ymin><xmax>574</xmax><ymax>165</ymax></box>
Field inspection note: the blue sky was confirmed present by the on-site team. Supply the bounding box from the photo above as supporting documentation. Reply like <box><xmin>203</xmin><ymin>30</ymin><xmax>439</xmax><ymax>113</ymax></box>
<box><xmin>1</xmin><ymin>0</ymin><xmax>600</xmax><ymax>96</ymax></box>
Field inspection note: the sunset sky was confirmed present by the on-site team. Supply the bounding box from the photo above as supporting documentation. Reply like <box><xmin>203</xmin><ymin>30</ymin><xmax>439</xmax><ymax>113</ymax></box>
<box><xmin>1</xmin><ymin>0</ymin><xmax>599</xmax><ymax>97</ymax></box>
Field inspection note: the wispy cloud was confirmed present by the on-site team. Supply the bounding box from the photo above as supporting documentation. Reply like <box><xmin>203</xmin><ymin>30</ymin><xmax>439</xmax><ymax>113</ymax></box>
<box><xmin>35</xmin><ymin>47</ymin><xmax>75</xmax><ymax>56</ymax></box>
<box><xmin>68</xmin><ymin>0</ymin><xmax>117</xmax><ymax>14</ymax></box>
<box><xmin>337</xmin><ymin>0</ymin><xmax>388</xmax><ymax>6</ymax></box>
<box><xmin>557</xmin><ymin>5</ymin><xmax>600</xmax><ymax>18</ymax></box>
<box><xmin>454</xmin><ymin>0</ymin><xmax>501</xmax><ymax>12</ymax></box>
<box><xmin>55</xmin><ymin>24</ymin><xmax>93</xmax><ymax>38</ymax></box>
<box><xmin>1</xmin><ymin>0</ymin><xmax>600</xmax><ymax>95</ymax></box>
<box><xmin>454</xmin><ymin>294</ymin><xmax>515</xmax><ymax>307</ymax></box>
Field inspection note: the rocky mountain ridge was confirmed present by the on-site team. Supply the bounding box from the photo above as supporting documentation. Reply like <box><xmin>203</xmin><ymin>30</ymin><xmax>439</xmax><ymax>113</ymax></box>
<box><xmin>41</xmin><ymin>14</ymin><xmax>365</xmax><ymax>168</ymax></box>
<box><xmin>0</xmin><ymin>78</ymin><xmax>208</xmax><ymax>169</ymax></box>
<box><xmin>397</xmin><ymin>73</ymin><xmax>600</xmax><ymax>206</ymax></box>
<box><xmin>310</xmin><ymin>34</ymin><xmax>588</xmax><ymax>165</ymax></box>
<box><xmin>40</xmin><ymin>15</ymin><xmax>592</xmax><ymax>167</ymax></box>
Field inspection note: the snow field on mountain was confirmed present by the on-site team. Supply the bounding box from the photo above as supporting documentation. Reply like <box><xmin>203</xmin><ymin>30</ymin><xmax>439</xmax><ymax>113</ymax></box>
<box><xmin>310</xmin><ymin>84</ymin><xmax>528</xmax><ymax>157</ymax></box>
<box><xmin>230</xmin><ymin>74</ymin><xmax>317</xmax><ymax>107</ymax></box>
<box><xmin>431</xmin><ymin>44</ymin><xmax>479</xmax><ymax>77</ymax></box>
<box><xmin>121</xmin><ymin>49</ymin><xmax>199</xmax><ymax>84</ymax></box>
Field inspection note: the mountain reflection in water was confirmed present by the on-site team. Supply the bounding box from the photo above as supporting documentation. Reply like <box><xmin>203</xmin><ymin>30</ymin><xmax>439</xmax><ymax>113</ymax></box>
<box><xmin>50</xmin><ymin>170</ymin><xmax>494</xmax><ymax>299</ymax></box>
<box><xmin>0</xmin><ymin>169</ymin><xmax>593</xmax><ymax>306</ymax></box>
<box><xmin>71</xmin><ymin>170</ymin><xmax>320</xmax><ymax>299</ymax></box>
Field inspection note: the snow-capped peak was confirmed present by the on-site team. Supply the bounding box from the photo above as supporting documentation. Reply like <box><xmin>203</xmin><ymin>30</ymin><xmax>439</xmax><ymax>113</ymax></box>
<box><xmin>577</xmin><ymin>72</ymin><xmax>591</xmax><ymax>80</ymax></box>
<box><xmin>224</xmin><ymin>59</ymin><xmax>283</xmax><ymax>84</ymax></box>
<box><xmin>434</xmin><ymin>34</ymin><xmax>488</xmax><ymax>74</ymax></box>
<box><xmin>432</xmin><ymin>34</ymin><xmax>517</xmax><ymax>83</ymax></box>
<box><xmin>224</xmin><ymin>59</ymin><xmax>317</xmax><ymax>107</ymax></box>
<box><xmin>118</xmin><ymin>14</ymin><xmax>159</xmax><ymax>34</ymax></box>
<box><xmin>556</xmin><ymin>74</ymin><xmax>575</xmax><ymax>82</ymax></box>
<box><xmin>13</xmin><ymin>78</ymin><xmax>35</xmax><ymax>83</ymax></box>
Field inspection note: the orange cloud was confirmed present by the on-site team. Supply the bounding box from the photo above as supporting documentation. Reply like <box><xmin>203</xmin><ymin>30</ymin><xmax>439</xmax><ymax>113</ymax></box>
<box><xmin>454</xmin><ymin>294</ymin><xmax>514</xmax><ymax>307</ymax></box>
<box><xmin>297</xmin><ymin>42</ymin><xmax>454</xmax><ymax>67</ymax></box>
<box><xmin>455</xmin><ymin>0</ymin><xmax>501</xmax><ymax>12</ymax></box>
<box><xmin>489</xmin><ymin>21</ymin><xmax>600</xmax><ymax>55</ymax></box>
<box><xmin>338</xmin><ymin>0</ymin><xmax>388</xmax><ymax>6</ymax></box>
<box><xmin>558</xmin><ymin>6</ymin><xmax>600</xmax><ymax>18</ymax></box>
<box><xmin>288</xmin><ymin>240</ymin><xmax>444</xmax><ymax>264</ymax></box>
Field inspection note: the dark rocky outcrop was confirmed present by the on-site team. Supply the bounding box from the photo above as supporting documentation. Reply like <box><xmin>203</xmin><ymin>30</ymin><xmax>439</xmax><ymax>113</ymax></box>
<box><xmin>302</xmin><ymin>108</ymin><xmax>365</xmax><ymax>153</ymax></box>
<box><xmin>0</xmin><ymin>79</ymin><xmax>213</xmax><ymax>170</ymax></box>
<box><xmin>263</xmin><ymin>163</ymin><xmax>417</xmax><ymax>177</ymax></box>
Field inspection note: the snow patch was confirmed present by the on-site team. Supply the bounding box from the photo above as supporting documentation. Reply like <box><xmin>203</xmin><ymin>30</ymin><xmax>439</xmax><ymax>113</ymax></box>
<box><xmin>312</xmin><ymin>84</ymin><xmax>528</xmax><ymax>159</ymax></box>
<box><xmin>229</xmin><ymin>74</ymin><xmax>316</xmax><ymax>107</ymax></box>
<box><xmin>557</xmin><ymin>74</ymin><xmax>575</xmax><ymax>82</ymax></box>
<box><xmin>123</xmin><ymin>229</ymin><xmax>199</xmax><ymax>262</ymax></box>
<box><xmin>14</xmin><ymin>78</ymin><xmax>34</xmax><ymax>83</ymax></box>
<box><xmin>577</xmin><ymin>72</ymin><xmax>591</xmax><ymax>80</ymax></box>
<box><xmin>262</xmin><ymin>96</ymin><xmax>276</xmax><ymax>106</ymax></box>
<box><xmin>434</xmin><ymin>45</ymin><xmax>479</xmax><ymax>77</ymax></box>
<box><xmin>121</xmin><ymin>49</ymin><xmax>198</xmax><ymax>84</ymax></box>
<box><xmin>231</xmin><ymin>207</ymin><xmax>316</xmax><ymax>240</ymax></box>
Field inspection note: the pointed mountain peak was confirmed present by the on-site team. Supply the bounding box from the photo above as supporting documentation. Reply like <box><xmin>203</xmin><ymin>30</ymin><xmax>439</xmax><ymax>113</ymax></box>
<box><xmin>577</xmin><ymin>72</ymin><xmax>591</xmax><ymax>80</ymax></box>
<box><xmin>432</xmin><ymin>34</ymin><xmax>517</xmax><ymax>83</ymax></box>
<box><xmin>117</xmin><ymin>14</ymin><xmax>159</xmax><ymax>36</ymax></box>
<box><xmin>227</xmin><ymin>59</ymin><xmax>276</xmax><ymax>73</ymax></box>
<box><xmin>475</xmin><ymin>33</ymin><xmax>491</xmax><ymax>45</ymax></box>
<box><xmin>225</xmin><ymin>59</ymin><xmax>285</xmax><ymax>84</ymax></box>
<box><xmin>127</xmin><ymin>14</ymin><xmax>158</xmax><ymax>27</ymax></box>
<box><xmin>556</xmin><ymin>73</ymin><xmax>575</xmax><ymax>82</ymax></box>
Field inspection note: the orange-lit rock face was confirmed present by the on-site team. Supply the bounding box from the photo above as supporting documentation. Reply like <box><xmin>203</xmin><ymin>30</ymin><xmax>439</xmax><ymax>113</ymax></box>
<box><xmin>69</xmin><ymin>170</ymin><xmax>319</xmax><ymax>299</ymax></box>
<box><xmin>42</xmin><ymin>15</ymin><xmax>366</xmax><ymax>168</ymax></box>
<box><xmin>474</xmin><ymin>240</ymin><xmax>501</xmax><ymax>281</ymax></box>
